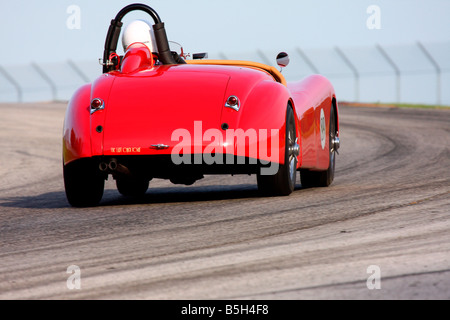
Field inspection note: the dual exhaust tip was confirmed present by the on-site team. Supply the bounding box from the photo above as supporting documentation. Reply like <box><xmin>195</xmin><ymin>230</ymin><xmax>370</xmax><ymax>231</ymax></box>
<box><xmin>99</xmin><ymin>159</ymin><xmax>129</xmax><ymax>175</ymax></box>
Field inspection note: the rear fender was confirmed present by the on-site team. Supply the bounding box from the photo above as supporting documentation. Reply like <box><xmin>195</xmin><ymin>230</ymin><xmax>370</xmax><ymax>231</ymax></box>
<box><xmin>63</xmin><ymin>74</ymin><xmax>116</xmax><ymax>165</ymax></box>
<box><xmin>231</xmin><ymin>80</ymin><xmax>291</xmax><ymax>165</ymax></box>
<box><xmin>63</xmin><ymin>84</ymin><xmax>92</xmax><ymax>165</ymax></box>
<box><xmin>89</xmin><ymin>74</ymin><xmax>116</xmax><ymax>157</ymax></box>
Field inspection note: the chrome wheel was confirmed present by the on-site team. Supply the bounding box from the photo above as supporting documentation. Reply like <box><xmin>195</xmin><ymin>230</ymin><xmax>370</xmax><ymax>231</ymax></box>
<box><xmin>257</xmin><ymin>105</ymin><xmax>297</xmax><ymax>196</ymax></box>
<box><xmin>288</xmin><ymin>136</ymin><xmax>300</xmax><ymax>184</ymax></box>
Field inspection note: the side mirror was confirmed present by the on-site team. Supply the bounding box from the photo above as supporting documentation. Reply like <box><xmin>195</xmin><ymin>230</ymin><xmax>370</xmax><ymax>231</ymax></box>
<box><xmin>276</xmin><ymin>52</ymin><xmax>290</xmax><ymax>71</ymax></box>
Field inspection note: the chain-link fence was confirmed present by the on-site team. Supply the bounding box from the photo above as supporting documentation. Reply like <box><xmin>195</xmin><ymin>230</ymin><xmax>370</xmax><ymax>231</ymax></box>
<box><xmin>1</xmin><ymin>42</ymin><xmax>449</xmax><ymax>105</ymax></box>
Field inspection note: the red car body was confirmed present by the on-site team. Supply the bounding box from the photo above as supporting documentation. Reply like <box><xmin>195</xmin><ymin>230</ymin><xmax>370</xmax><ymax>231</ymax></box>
<box><xmin>62</xmin><ymin>4</ymin><xmax>340</xmax><ymax>207</ymax></box>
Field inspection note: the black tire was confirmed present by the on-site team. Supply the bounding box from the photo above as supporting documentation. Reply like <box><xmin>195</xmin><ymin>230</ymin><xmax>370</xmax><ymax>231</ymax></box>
<box><xmin>300</xmin><ymin>106</ymin><xmax>336</xmax><ymax>188</ymax></box>
<box><xmin>64</xmin><ymin>159</ymin><xmax>105</xmax><ymax>207</ymax></box>
<box><xmin>257</xmin><ymin>105</ymin><xmax>298</xmax><ymax>196</ymax></box>
<box><xmin>116</xmin><ymin>178</ymin><xmax>149</xmax><ymax>197</ymax></box>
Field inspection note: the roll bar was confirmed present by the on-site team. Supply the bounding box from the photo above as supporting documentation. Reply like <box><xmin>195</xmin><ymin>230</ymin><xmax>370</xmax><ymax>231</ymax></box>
<box><xmin>102</xmin><ymin>3</ymin><xmax>176</xmax><ymax>73</ymax></box>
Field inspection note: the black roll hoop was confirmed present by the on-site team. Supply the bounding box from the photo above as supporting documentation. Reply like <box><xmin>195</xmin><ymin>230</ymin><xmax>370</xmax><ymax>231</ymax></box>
<box><xmin>102</xmin><ymin>3</ymin><xmax>177</xmax><ymax>73</ymax></box>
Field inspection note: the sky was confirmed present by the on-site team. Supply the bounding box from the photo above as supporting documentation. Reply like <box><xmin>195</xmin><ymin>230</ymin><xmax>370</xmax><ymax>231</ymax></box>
<box><xmin>1</xmin><ymin>0</ymin><xmax>450</xmax><ymax>65</ymax></box>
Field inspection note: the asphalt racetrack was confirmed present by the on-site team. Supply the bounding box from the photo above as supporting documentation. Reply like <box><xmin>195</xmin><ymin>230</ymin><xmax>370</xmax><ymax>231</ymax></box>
<box><xmin>0</xmin><ymin>102</ymin><xmax>449</xmax><ymax>299</ymax></box>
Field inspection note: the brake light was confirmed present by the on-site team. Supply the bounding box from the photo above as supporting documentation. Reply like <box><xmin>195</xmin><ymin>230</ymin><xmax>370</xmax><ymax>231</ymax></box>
<box><xmin>90</xmin><ymin>98</ymin><xmax>105</xmax><ymax>114</ymax></box>
<box><xmin>225</xmin><ymin>95</ymin><xmax>240</xmax><ymax>111</ymax></box>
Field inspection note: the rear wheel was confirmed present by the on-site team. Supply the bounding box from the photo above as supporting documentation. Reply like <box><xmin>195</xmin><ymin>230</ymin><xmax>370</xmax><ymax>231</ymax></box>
<box><xmin>300</xmin><ymin>106</ymin><xmax>336</xmax><ymax>187</ymax></box>
<box><xmin>64</xmin><ymin>159</ymin><xmax>105</xmax><ymax>207</ymax></box>
<box><xmin>257</xmin><ymin>105</ymin><xmax>299</xmax><ymax>196</ymax></box>
<box><xmin>116</xmin><ymin>178</ymin><xmax>149</xmax><ymax>197</ymax></box>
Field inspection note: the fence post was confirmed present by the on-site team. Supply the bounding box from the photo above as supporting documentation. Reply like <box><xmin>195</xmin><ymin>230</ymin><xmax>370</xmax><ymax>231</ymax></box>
<box><xmin>218</xmin><ymin>52</ymin><xmax>228</xmax><ymax>60</ymax></box>
<box><xmin>67</xmin><ymin>60</ymin><xmax>91</xmax><ymax>83</ymax></box>
<box><xmin>335</xmin><ymin>46</ymin><xmax>360</xmax><ymax>102</ymax></box>
<box><xmin>0</xmin><ymin>65</ymin><xmax>23</xmax><ymax>103</ymax></box>
<box><xmin>417</xmin><ymin>42</ymin><xmax>441</xmax><ymax>106</ymax></box>
<box><xmin>256</xmin><ymin>49</ymin><xmax>273</xmax><ymax>66</ymax></box>
<box><xmin>31</xmin><ymin>62</ymin><xmax>57</xmax><ymax>101</ymax></box>
<box><xmin>296</xmin><ymin>47</ymin><xmax>320</xmax><ymax>74</ymax></box>
<box><xmin>376</xmin><ymin>44</ymin><xmax>401</xmax><ymax>103</ymax></box>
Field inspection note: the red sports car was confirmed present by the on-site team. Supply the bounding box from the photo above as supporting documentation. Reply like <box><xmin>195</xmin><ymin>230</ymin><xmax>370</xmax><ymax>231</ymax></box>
<box><xmin>63</xmin><ymin>3</ymin><xmax>340</xmax><ymax>207</ymax></box>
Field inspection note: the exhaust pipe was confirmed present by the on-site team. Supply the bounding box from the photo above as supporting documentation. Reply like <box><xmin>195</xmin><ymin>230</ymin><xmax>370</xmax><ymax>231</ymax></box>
<box><xmin>108</xmin><ymin>158</ymin><xmax>118</xmax><ymax>171</ymax></box>
<box><xmin>99</xmin><ymin>162</ymin><xmax>109</xmax><ymax>172</ymax></box>
<box><xmin>99</xmin><ymin>159</ymin><xmax>130</xmax><ymax>175</ymax></box>
<box><xmin>108</xmin><ymin>158</ymin><xmax>130</xmax><ymax>175</ymax></box>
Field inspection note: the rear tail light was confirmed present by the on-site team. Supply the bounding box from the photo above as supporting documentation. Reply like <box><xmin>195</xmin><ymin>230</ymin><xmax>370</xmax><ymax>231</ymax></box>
<box><xmin>225</xmin><ymin>95</ymin><xmax>240</xmax><ymax>111</ymax></box>
<box><xmin>90</xmin><ymin>98</ymin><xmax>105</xmax><ymax>114</ymax></box>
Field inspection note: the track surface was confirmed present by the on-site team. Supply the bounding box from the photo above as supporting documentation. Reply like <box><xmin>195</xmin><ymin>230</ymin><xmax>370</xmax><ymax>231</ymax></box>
<box><xmin>0</xmin><ymin>102</ymin><xmax>449</xmax><ymax>300</ymax></box>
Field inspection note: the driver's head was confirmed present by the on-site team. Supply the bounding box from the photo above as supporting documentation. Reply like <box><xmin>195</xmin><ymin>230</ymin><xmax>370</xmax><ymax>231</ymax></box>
<box><xmin>122</xmin><ymin>20</ymin><xmax>158</xmax><ymax>53</ymax></box>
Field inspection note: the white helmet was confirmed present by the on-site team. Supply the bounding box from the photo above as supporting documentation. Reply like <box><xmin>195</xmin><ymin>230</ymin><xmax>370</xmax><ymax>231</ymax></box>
<box><xmin>121</xmin><ymin>20</ymin><xmax>158</xmax><ymax>53</ymax></box>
